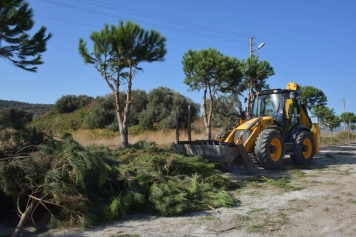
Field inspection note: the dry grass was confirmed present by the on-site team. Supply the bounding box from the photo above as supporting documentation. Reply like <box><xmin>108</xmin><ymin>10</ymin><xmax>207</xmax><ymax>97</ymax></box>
<box><xmin>72</xmin><ymin>125</ymin><xmax>356</xmax><ymax>150</ymax></box>
<box><xmin>72</xmin><ymin>120</ymin><xmax>223</xmax><ymax>149</ymax></box>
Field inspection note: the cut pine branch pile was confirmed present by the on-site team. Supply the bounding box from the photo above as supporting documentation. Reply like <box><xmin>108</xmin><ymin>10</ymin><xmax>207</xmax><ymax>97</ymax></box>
<box><xmin>0</xmin><ymin>134</ymin><xmax>234</xmax><ymax>236</ymax></box>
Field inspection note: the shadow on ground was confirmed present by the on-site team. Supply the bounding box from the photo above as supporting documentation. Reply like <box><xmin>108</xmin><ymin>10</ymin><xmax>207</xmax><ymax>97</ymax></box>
<box><xmin>227</xmin><ymin>143</ymin><xmax>356</xmax><ymax>182</ymax></box>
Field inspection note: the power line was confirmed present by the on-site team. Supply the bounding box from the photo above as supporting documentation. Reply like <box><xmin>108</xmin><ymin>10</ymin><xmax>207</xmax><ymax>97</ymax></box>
<box><xmin>264</xmin><ymin>48</ymin><xmax>299</xmax><ymax>82</ymax></box>
<box><xmin>78</xmin><ymin>0</ymin><xmax>249</xmax><ymax>38</ymax></box>
<box><xmin>37</xmin><ymin>0</ymin><xmax>247</xmax><ymax>44</ymax></box>
<box><xmin>36</xmin><ymin>15</ymin><xmax>244</xmax><ymax>49</ymax></box>
<box><xmin>257</xmin><ymin>49</ymin><xmax>299</xmax><ymax>84</ymax></box>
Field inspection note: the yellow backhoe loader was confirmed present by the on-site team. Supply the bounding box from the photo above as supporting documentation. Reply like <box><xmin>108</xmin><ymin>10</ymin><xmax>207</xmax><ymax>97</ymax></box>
<box><xmin>173</xmin><ymin>82</ymin><xmax>319</xmax><ymax>170</ymax></box>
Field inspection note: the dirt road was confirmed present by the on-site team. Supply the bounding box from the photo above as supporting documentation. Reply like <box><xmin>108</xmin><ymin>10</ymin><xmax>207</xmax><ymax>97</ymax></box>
<box><xmin>5</xmin><ymin>143</ymin><xmax>356</xmax><ymax>237</ymax></box>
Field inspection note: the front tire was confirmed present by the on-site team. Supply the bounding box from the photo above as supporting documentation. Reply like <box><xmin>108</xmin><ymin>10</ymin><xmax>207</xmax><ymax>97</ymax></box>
<box><xmin>254</xmin><ymin>129</ymin><xmax>285</xmax><ymax>170</ymax></box>
<box><xmin>290</xmin><ymin>130</ymin><xmax>314</xmax><ymax>165</ymax></box>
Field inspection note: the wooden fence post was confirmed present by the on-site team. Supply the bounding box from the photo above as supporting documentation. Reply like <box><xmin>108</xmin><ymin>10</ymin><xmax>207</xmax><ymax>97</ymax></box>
<box><xmin>188</xmin><ymin>105</ymin><xmax>191</xmax><ymax>142</ymax></box>
<box><xmin>176</xmin><ymin>107</ymin><xmax>179</xmax><ymax>142</ymax></box>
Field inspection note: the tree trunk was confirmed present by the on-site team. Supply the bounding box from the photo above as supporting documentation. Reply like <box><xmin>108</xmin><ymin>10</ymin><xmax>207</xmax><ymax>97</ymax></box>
<box><xmin>120</xmin><ymin>68</ymin><xmax>133</xmax><ymax>148</ymax></box>
<box><xmin>202</xmin><ymin>86</ymin><xmax>210</xmax><ymax>140</ymax></box>
<box><xmin>114</xmin><ymin>91</ymin><xmax>127</xmax><ymax>148</ymax></box>
<box><xmin>207</xmin><ymin>91</ymin><xmax>214</xmax><ymax>141</ymax></box>
<box><xmin>12</xmin><ymin>198</ymin><xmax>38</xmax><ymax>237</ymax></box>
<box><xmin>246</xmin><ymin>87</ymin><xmax>253</xmax><ymax>120</ymax></box>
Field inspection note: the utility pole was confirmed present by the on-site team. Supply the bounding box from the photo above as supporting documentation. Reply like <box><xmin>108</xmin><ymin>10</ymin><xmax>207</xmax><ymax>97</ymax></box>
<box><xmin>343</xmin><ymin>98</ymin><xmax>346</xmax><ymax>131</ymax></box>
<box><xmin>246</xmin><ymin>37</ymin><xmax>264</xmax><ymax>119</ymax></box>
<box><xmin>249</xmin><ymin>37</ymin><xmax>255</xmax><ymax>59</ymax></box>
<box><xmin>246</xmin><ymin>37</ymin><xmax>255</xmax><ymax>119</ymax></box>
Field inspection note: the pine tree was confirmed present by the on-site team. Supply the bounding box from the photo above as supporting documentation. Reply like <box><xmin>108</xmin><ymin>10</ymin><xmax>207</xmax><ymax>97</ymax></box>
<box><xmin>182</xmin><ymin>48</ymin><xmax>243</xmax><ymax>139</ymax></box>
<box><xmin>0</xmin><ymin>0</ymin><xmax>52</xmax><ymax>72</ymax></box>
<box><xmin>79</xmin><ymin>21</ymin><xmax>166</xmax><ymax>148</ymax></box>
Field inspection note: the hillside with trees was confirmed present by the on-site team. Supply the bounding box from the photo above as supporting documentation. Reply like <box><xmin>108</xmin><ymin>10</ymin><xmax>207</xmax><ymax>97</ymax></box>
<box><xmin>0</xmin><ymin>99</ymin><xmax>53</xmax><ymax>116</ymax></box>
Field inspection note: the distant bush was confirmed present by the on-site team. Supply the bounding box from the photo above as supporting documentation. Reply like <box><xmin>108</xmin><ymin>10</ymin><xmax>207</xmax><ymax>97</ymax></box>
<box><xmin>0</xmin><ymin>108</ymin><xmax>46</xmax><ymax>158</ymax></box>
<box><xmin>86</xmin><ymin>95</ymin><xmax>116</xmax><ymax>129</ymax></box>
<box><xmin>30</xmin><ymin>108</ymin><xmax>91</xmax><ymax>133</ymax></box>
<box><xmin>0</xmin><ymin>107</ymin><xmax>33</xmax><ymax>129</ymax></box>
<box><xmin>54</xmin><ymin>95</ymin><xmax>93</xmax><ymax>114</ymax></box>
<box><xmin>139</xmin><ymin>87</ymin><xmax>200</xmax><ymax>130</ymax></box>
<box><xmin>86</xmin><ymin>90</ymin><xmax>148</xmax><ymax>130</ymax></box>
<box><xmin>128</xmin><ymin>124</ymin><xmax>145</xmax><ymax>135</ymax></box>
<box><xmin>208</xmin><ymin>95</ymin><xmax>242</xmax><ymax>128</ymax></box>
<box><xmin>31</xmin><ymin>88</ymin><xmax>200</xmax><ymax>133</ymax></box>
<box><xmin>127</xmin><ymin>89</ymin><xmax>148</xmax><ymax>126</ymax></box>
<box><xmin>106</xmin><ymin>121</ymin><xmax>119</xmax><ymax>132</ymax></box>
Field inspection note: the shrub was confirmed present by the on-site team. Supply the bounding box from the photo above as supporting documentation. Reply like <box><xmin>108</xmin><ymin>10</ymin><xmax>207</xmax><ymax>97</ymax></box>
<box><xmin>54</xmin><ymin>95</ymin><xmax>93</xmax><ymax>114</ymax></box>
<box><xmin>86</xmin><ymin>95</ymin><xmax>116</xmax><ymax>129</ymax></box>
<box><xmin>30</xmin><ymin>108</ymin><xmax>91</xmax><ymax>133</ymax></box>
<box><xmin>86</xmin><ymin>90</ymin><xmax>148</xmax><ymax>129</ymax></box>
<box><xmin>0</xmin><ymin>107</ymin><xmax>33</xmax><ymax>129</ymax></box>
<box><xmin>139</xmin><ymin>87</ymin><xmax>200</xmax><ymax>130</ymax></box>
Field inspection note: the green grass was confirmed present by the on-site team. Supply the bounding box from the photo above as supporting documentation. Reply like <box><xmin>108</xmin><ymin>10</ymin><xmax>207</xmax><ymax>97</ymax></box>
<box><xmin>292</xmin><ymin>169</ymin><xmax>306</xmax><ymax>178</ymax></box>
<box><xmin>110</xmin><ymin>235</ymin><xmax>141</xmax><ymax>237</ymax></box>
<box><xmin>262</xmin><ymin>177</ymin><xmax>301</xmax><ymax>191</ymax></box>
<box><xmin>247</xmin><ymin>208</ymin><xmax>266</xmax><ymax>214</ymax></box>
<box><xmin>246</xmin><ymin>212</ymin><xmax>289</xmax><ymax>233</ymax></box>
<box><xmin>201</xmin><ymin>216</ymin><xmax>221</xmax><ymax>222</ymax></box>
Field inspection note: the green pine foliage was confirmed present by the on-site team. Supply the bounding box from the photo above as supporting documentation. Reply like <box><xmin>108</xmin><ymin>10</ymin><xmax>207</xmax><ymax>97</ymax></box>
<box><xmin>0</xmin><ymin>136</ymin><xmax>234</xmax><ymax>230</ymax></box>
<box><xmin>0</xmin><ymin>0</ymin><xmax>52</xmax><ymax>72</ymax></box>
<box><xmin>113</xmin><ymin>142</ymin><xmax>234</xmax><ymax>216</ymax></box>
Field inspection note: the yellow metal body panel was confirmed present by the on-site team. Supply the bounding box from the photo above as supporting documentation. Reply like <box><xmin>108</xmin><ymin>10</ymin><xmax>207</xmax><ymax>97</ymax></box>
<box><xmin>286</xmin><ymin>82</ymin><xmax>300</xmax><ymax>90</ymax></box>
<box><xmin>243</xmin><ymin>117</ymin><xmax>274</xmax><ymax>152</ymax></box>
<box><xmin>300</xmin><ymin>106</ymin><xmax>312</xmax><ymax>129</ymax></box>
<box><xmin>285</xmin><ymin>99</ymin><xmax>294</xmax><ymax>119</ymax></box>
<box><xmin>223</xmin><ymin>117</ymin><xmax>274</xmax><ymax>153</ymax></box>
<box><xmin>222</xmin><ymin>119</ymin><xmax>246</xmax><ymax>143</ymax></box>
<box><xmin>312</xmin><ymin>123</ymin><xmax>320</xmax><ymax>154</ymax></box>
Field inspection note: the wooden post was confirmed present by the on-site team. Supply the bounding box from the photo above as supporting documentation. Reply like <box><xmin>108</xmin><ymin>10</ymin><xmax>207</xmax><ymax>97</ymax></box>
<box><xmin>188</xmin><ymin>105</ymin><xmax>191</xmax><ymax>142</ymax></box>
<box><xmin>32</xmin><ymin>126</ymin><xmax>36</xmax><ymax>137</ymax></box>
<box><xmin>176</xmin><ymin>107</ymin><xmax>179</xmax><ymax>142</ymax></box>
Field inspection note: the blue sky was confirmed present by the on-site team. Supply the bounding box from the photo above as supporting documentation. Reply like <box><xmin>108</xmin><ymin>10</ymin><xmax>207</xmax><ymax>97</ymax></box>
<box><xmin>1</xmin><ymin>0</ymin><xmax>355</xmax><ymax>117</ymax></box>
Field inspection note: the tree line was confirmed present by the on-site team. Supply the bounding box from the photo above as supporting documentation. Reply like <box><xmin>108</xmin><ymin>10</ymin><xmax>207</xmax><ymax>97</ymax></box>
<box><xmin>50</xmin><ymin>87</ymin><xmax>201</xmax><ymax>131</ymax></box>
<box><xmin>0</xmin><ymin>100</ymin><xmax>53</xmax><ymax>116</ymax></box>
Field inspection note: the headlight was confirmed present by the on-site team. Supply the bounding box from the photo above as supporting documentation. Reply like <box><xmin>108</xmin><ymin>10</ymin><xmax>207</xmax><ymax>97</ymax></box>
<box><xmin>234</xmin><ymin>129</ymin><xmax>251</xmax><ymax>144</ymax></box>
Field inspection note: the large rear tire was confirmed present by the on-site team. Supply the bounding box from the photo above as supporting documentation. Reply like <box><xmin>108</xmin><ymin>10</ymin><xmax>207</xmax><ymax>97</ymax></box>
<box><xmin>290</xmin><ymin>130</ymin><xmax>314</xmax><ymax>165</ymax></box>
<box><xmin>254</xmin><ymin>129</ymin><xmax>285</xmax><ymax>170</ymax></box>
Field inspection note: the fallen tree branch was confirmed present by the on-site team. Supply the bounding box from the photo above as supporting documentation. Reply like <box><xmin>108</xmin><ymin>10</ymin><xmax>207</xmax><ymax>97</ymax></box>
<box><xmin>207</xmin><ymin>205</ymin><xmax>221</xmax><ymax>214</ymax></box>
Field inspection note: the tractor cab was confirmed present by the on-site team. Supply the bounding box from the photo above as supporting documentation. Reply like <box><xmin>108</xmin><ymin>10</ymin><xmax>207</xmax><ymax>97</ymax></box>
<box><xmin>251</xmin><ymin>88</ymin><xmax>301</xmax><ymax>133</ymax></box>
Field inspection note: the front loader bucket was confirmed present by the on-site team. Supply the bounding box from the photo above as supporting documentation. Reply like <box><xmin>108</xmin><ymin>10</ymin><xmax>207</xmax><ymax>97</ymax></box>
<box><xmin>172</xmin><ymin>140</ymin><xmax>253</xmax><ymax>170</ymax></box>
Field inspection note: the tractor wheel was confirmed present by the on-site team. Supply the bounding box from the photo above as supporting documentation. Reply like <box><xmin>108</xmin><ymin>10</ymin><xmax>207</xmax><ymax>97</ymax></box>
<box><xmin>254</xmin><ymin>129</ymin><xmax>285</xmax><ymax>170</ymax></box>
<box><xmin>290</xmin><ymin>130</ymin><xmax>314</xmax><ymax>165</ymax></box>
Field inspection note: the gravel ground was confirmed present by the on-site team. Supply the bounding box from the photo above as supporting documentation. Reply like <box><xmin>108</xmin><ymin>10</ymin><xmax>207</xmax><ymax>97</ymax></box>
<box><xmin>2</xmin><ymin>143</ymin><xmax>356</xmax><ymax>237</ymax></box>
